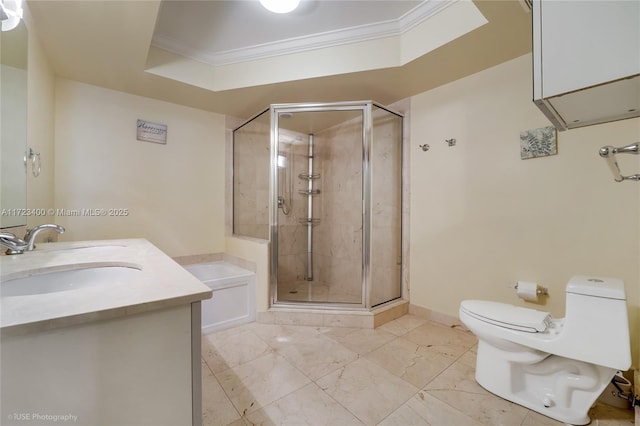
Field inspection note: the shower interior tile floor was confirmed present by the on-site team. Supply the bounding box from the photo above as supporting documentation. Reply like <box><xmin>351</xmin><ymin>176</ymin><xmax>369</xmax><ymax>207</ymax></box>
<box><xmin>201</xmin><ymin>315</ymin><xmax>634</xmax><ymax>426</ymax></box>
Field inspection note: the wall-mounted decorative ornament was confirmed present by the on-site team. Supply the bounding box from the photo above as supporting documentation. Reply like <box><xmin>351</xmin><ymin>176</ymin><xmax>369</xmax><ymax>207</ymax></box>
<box><xmin>520</xmin><ymin>126</ymin><xmax>557</xmax><ymax>159</ymax></box>
<box><xmin>137</xmin><ymin>119</ymin><xmax>167</xmax><ymax>145</ymax></box>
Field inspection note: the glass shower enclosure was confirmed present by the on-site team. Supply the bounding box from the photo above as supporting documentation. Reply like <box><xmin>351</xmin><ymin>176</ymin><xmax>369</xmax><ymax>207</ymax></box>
<box><xmin>233</xmin><ymin>101</ymin><xmax>403</xmax><ymax>309</ymax></box>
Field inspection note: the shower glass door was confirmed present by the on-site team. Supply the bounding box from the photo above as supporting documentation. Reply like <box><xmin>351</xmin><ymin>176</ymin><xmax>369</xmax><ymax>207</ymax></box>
<box><xmin>370</xmin><ymin>105</ymin><xmax>403</xmax><ymax>306</ymax></box>
<box><xmin>273</xmin><ymin>106</ymin><xmax>364</xmax><ymax>305</ymax></box>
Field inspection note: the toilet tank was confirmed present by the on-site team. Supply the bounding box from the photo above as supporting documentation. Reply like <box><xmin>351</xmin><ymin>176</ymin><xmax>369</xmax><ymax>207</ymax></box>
<box><xmin>566</xmin><ymin>275</ymin><xmax>626</xmax><ymax>300</ymax></box>
<box><xmin>562</xmin><ymin>275</ymin><xmax>631</xmax><ymax>370</ymax></box>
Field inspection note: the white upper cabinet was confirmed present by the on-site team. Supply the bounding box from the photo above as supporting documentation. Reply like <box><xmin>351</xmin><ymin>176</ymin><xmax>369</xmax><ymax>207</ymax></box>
<box><xmin>532</xmin><ymin>0</ymin><xmax>640</xmax><ymax>130</ymax></box>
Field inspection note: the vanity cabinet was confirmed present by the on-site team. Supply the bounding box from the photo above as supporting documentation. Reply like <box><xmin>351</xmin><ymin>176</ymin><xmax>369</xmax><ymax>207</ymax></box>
<box><xmin>532</xmin><ymin>0</ymin><xmax>640</xmax><ymax>130</ymax></box>
<box><xmin>0</xmin><ymin>239</ymin><xmax>211</xmax><ymax>426</ymax></box>
<box><xmin>1</xmin><ymin>303</ymin><xmax>202</xmax><ymax>426</ymax></box>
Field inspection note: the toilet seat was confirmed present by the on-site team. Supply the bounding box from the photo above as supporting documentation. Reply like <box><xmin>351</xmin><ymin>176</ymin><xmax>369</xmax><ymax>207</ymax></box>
<box><xmin>460</xmin><ymin>300</ymin><xmax>552</xmax><ymax>333</ymax></box>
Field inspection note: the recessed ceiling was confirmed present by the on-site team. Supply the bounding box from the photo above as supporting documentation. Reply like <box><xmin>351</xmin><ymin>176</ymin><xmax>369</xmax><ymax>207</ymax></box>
<box><xmin>148</xmin><ymin>0</ymin><xmax>490</xmax><ymax>91</ymax></box>
<box><xmin>153</xmin><ymin>0</ymin><xmax>427</xmax><ymax>65</ymax></box>
<box><xmin>26</xmin><ymin>0</ymin><xmax>533</xmax><ymax>119</ymax></box>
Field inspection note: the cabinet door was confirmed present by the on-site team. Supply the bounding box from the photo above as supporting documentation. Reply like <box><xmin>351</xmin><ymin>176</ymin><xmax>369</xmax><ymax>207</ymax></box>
<box><xmin>537</xmin><ymin>0</ymin><xmax>640</xmax><ymax>97</ymax></box>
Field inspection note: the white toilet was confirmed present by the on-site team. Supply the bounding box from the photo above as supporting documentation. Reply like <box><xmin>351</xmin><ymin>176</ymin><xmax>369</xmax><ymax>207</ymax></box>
<box><xmin>459</xmin><ymin>275</ymin><xmax>631</xmax><ymax>425</ymax></box>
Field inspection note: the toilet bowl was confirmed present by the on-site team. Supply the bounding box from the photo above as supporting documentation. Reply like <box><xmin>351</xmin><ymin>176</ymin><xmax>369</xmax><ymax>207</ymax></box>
<box><xmin>459</xmin><ymin>275</ymin><xmax>631</xmax><ymax>425</ymax></box>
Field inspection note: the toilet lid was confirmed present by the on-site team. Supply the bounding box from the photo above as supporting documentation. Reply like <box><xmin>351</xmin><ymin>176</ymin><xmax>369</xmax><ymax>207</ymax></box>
<box><xmin>461</xmin><ymin>300</ymin><xmax>552</xmax><ymax>333</ymax></box>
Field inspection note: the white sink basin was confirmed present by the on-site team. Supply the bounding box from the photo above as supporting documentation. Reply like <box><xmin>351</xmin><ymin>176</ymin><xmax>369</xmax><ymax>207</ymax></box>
<box><xmin>44</xmin><ymin>245</ymin><xmax>127</xmax><ymax>253</ymax></box>
<box><xmin>1</xmin><ymin>266</ymin><xmax>141</xmax><ymax>297</ymax></box>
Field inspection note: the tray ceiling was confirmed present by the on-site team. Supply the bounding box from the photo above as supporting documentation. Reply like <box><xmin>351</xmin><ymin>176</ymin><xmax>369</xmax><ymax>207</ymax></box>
<box><xmin>26</xmin><ymin>0</ymin><xmax>533</xmax><ymax>118</ymax></box>
<box><xmin>152</xmin><ymin>1</ymin><xmax>438</xmax><ymax>66</ymax></box>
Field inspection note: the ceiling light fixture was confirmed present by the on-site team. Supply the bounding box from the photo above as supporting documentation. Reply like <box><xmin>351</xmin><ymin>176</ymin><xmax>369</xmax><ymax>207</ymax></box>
<box><xmin>259</xmin><ymin>0</ymin><xmax>300</xmax><ymax>14</ymax></box>
<box><xmin>1</xmin><ymin>0</ymin><xmax>23</xmax><ymax>32</ymax></box>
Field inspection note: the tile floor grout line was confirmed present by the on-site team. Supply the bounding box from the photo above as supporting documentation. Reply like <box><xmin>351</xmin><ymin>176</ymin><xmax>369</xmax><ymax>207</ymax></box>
<box><xmin>401</xmin><ymin>345</ymin><xmax>481</xmax><ymax>420</ymax></box>
<box><xmin>310</xmin><ymin>364</ymin><xmax>403</xmax><ymax>426</ymax></box>
<box><xmin>202</xmin><ymin>329</ymin><xmax>284</xmax><ymax>423</ymax></box>
<box><xmin>200</xmin><ymin>356</ymin><xmax>246</xmax><ymax>425</ymax></box>
<box><xmin>311</xmin><ymin>347</ymin><xmax>421</xmax><ymax>425</ymax></box>
<box><xmin>308</xmin><ymin>378</ymin><xmax>369</xmax><ymax>426</ymax></box>
<box><xmin>231</xmin><ymin>329</ymin><xmax>326</xmax><ymax>422</ymax></box>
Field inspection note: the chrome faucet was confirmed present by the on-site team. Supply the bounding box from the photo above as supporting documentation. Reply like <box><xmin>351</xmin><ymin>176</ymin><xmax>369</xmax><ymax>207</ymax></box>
<box><xmin>0</xmin><ymin>232</ymin><xmax>28</xmax><ymax>255</ymax></box>
<box><xmin>24</xmin><ymin>224</ymin><xmax>65</xmax><ymax>251</ymax></box>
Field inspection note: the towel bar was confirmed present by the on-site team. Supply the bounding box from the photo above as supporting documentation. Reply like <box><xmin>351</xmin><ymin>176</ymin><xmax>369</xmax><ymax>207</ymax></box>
<box><xmin>598</xmin><ymin>143</ymin><xmax>640</xmax><ymax>182</ymax></box>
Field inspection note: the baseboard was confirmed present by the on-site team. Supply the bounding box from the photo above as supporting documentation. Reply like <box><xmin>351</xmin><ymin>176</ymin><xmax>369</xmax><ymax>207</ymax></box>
<box><xmin>408</xmin><ymin>304</ymin><xmax>470</xmax><ymax>332</ymax></box>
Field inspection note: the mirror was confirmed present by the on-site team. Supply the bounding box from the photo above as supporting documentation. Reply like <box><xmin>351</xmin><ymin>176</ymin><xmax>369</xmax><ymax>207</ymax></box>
<box><xmin>0</xmin><ymin>20</ymin><xmax>28</xmax><ymax>228</ymax></box>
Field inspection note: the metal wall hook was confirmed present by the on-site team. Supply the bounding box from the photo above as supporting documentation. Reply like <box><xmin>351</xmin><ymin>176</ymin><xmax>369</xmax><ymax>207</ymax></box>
<box><xmin>26</xmin><ymin>147</ymin><xmax>41</xmax><ymax>177</ymax></box>
<box><xmin>419</xmin><ymin>144</ymin><xmax>430</xmax><ymax>152</ymax></box>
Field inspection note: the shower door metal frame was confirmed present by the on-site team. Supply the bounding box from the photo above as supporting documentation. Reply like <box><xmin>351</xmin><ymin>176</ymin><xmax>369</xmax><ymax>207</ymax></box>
<box><xmin>268</xmin><ymin>101</ymin><xmax>403</xmax><ymax>310</ymax></box>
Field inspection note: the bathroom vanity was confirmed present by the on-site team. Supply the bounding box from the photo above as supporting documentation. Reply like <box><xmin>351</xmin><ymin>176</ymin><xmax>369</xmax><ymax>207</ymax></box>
<box><xmin>0</xmin><ymin>239</ymin><xmax>212</xmax><ymax>426</ymax></box>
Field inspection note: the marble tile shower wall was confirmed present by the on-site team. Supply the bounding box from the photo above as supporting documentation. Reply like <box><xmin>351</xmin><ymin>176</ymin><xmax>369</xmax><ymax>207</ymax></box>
<box><xmin>233</xmin><ymin>120</ymin><xmax>270</xmax><ymax>240</ymax></box>
<box><xmin>276</xmin><ymin>118</ymin><xmax>365</xmax><ymax>301</ymax></box>
<box><xmin>277</xmin><ymin>112</ymin><xmax>402</xmax><ymax>305</ymax></box>
<box><xmin>314</xmin><ymin>121</ymin><xmax>363</xmax><ymax>302</ymax></box>
<box><xmin>276</xmin><ymin>138</ymin><xmax>312</xmax><ymax>294</ymax></box>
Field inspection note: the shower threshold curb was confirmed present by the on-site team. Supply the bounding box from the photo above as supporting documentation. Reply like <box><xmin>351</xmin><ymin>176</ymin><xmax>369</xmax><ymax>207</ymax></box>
<box><xmin>258</xmin><ymin>299</ymin><xmax>408</xmax><ymax>329</ymax></box>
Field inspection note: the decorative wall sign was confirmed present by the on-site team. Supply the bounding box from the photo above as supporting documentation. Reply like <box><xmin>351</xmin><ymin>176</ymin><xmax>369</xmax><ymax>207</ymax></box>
<box><xmin>520</xmin><ymin>126</ymin><xmax>557</xmax><ymax>159</ymax></box>
<box><xmin>137</xmin><ymin>119</ymin><xmax>167</xmax><ymax>144</ymax></box>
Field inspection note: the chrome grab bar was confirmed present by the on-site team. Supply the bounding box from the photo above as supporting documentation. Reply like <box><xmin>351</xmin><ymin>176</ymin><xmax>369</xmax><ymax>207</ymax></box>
<box><xmin>599</xmin><ymin>143</ymin><xmax>640</xmax><ymax>182</ymax></box>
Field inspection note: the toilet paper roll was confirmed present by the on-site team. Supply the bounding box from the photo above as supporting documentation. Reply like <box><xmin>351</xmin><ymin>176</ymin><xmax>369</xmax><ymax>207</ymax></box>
<box><xmin>517</xmin><ymin>281</ymin><xmax>539</xmax><ymax>301</ymax></box>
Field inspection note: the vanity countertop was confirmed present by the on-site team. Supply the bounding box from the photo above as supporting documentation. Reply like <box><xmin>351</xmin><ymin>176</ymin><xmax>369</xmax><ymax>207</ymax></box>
<box><xmin>0</xmin><ymin>238</ymin><xmax>212</xmax><ymax>334</ymax></box>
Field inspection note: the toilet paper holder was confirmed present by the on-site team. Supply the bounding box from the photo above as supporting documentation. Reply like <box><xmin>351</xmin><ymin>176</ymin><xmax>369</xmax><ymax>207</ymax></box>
<box><xmin>514</xmin><ymin>282</ymin><xmax>548</xmax><ymax>296</ymax></box>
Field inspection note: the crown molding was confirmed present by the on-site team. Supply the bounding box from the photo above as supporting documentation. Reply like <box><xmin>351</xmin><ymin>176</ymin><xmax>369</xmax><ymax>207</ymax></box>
<box><xmin>152</xmin><ymin>0</ymin><xmax>456</xmax><ymax>66</ymax></box>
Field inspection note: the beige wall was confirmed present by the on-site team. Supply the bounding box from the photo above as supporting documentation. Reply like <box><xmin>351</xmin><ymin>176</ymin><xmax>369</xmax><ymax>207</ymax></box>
<box><xmin>25</xmin><ymin>16</ymin><xmax>56</xmax><ymax>228</ymax></box>
<box><xmin>54</xmin><ymin>79</ymin><xmax>226</xmax><ymax>257</ymax></box>
<box><xmin>9</xmin><ymin>5</ymin><xmax>55</xmax><ymax>229</ymax></box>
<box><xmin>409</xmin><ymin>53</ymin><xmax>640</xmax><ymax>369</ymax></box>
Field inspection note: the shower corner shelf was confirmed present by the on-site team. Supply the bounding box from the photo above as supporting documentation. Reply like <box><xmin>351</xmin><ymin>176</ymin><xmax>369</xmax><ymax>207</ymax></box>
<box><xmin>298</xmin><ymin>173</ymin><xmax>320</xmax><ymax>180</ymax></box>
<box><xmin>298</xmin><ymin>189</ymin><xmax>321</xmax><ymax>195</ymax></box>
<box><xmin>298</xmin><ymin>218</ymin><xmax>320</xmax><ymax>225</ymax></box>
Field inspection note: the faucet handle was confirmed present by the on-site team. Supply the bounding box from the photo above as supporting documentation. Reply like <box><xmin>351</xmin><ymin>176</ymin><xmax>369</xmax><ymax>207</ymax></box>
<box><xmin>24</xmin><ymin>224</ymin><xmax>65</xmax><ymax>251</ymax></box>
<box><xmin>0</xmin><ymin>232</ymin><xmax>28</xmax><ymax>255</ymax></box>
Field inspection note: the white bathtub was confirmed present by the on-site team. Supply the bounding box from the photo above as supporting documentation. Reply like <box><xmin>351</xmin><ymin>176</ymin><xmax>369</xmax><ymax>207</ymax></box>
<box><xmin>184</xmin><ymin>261</ymin><xmax>256</xmax><ymax>334</ymax></box>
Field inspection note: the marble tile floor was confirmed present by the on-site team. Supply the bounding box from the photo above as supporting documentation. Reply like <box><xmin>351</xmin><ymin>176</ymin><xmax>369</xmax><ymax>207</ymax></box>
<box><xmin>201</xmin><ymin>315</ymin><xmax>634</xmax><ymax>426</ymax></box>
